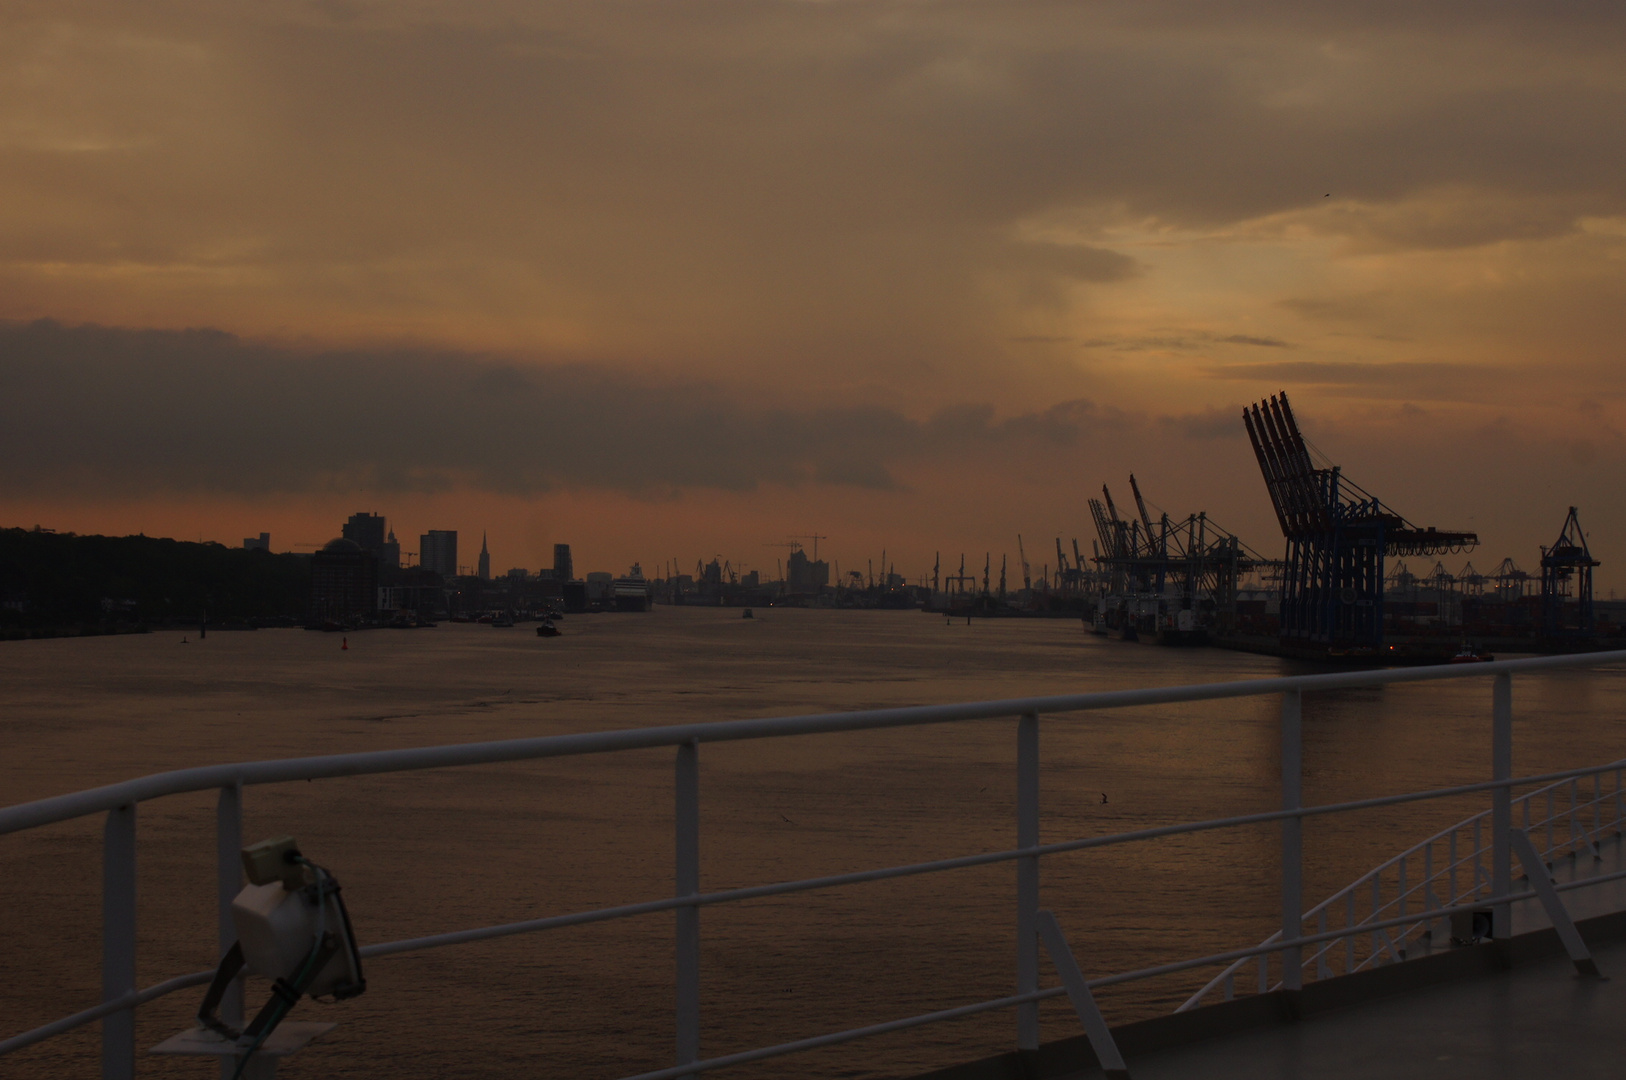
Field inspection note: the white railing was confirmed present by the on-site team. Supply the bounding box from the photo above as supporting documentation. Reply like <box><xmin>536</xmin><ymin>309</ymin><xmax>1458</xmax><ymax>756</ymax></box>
<box><xmin>1180</xmin><ymin>765</ymin><xmax>1626</xmax><ymax>1009</ymax></box>
<box><xmin>4</xmin><ymin>651</ymin><xmax>1626</xmax><ymax>1079</ymax></box>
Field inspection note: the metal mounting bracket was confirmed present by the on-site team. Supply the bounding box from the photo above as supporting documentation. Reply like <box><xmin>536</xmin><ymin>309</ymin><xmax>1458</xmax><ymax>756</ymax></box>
<box><xmin>1570</xmin><ymin>818</ymin><xmax>1603</xmax><ymax>861</ymax></box>
<box><xmin>1036</xmin><ymin>910</ymin><xmax>1131</xmax><ymax>1080</ymax></box>
<box><xmin>1510</xmin><ymin>828</ymin><xmax>1601</xmax><ymax>977</ymax></box>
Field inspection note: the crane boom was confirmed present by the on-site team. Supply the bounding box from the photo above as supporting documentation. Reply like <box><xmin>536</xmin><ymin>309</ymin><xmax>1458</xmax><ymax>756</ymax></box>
<box><xmin>1129</xmin><ymin>474</ymin><xmax>1157</xmax><ymax>550</ymax></box>
<box><xmin>1016</xmin><ymin>534</ymin><xmax>1032</xmax><ymax>591</ymax></box>
<box><xmin>1102</xmin><ymin>485</ymin><xmax>1121</xmax><ymax>523</ymax></box>
<box><xmin>1099</xmin><ymin>485</ymin><xmax>1135</xmax><ymax>557</ymax></box>
<box><xmin>784</xmin><ymin>533</ymin><xmax>829</xmax><ymax>561</ymax></box>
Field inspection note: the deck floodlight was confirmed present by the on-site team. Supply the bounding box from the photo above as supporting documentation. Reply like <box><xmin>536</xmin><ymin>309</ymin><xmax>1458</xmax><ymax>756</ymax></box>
<box><xmin>195</xmin><ymin>835</ymin><xmax>365</xmax><ymax>1076</ymax></box>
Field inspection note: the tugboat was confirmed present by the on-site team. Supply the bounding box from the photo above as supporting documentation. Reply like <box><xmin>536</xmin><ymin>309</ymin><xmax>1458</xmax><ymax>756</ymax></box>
<box><xmin>536</xmin><ymin>617</ymin><xmax>561</xmax><ymax>638</ymax></box>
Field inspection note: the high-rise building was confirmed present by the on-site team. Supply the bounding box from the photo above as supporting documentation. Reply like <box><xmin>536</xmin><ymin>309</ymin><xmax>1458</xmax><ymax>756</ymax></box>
<box><xmin>311</xmin><ymin>538</ymin><xmax>379</xmax><ymax>622</ymax></box>
<box><xmin>478</xmin><ymin>532</ymin><xmax>491</xmax><ymax>581</ymax></box>
<box><xmin>243</xmin><ymin>532</ymin><xmax>271</xmax><ymax>552</ymax></box>
<box><xmin>786</xmin><ymin>548</ymin><xmax>830</xmax><ymax>593</ymax></box>
<box><xmin>420</xmin><ymin>530</ymin><xmax>458</xmax><ymax>579</ymax></box>
<box><xmin>381</xmin><ymin>529</ymin><xmax>401</xmax><ymax>569</ymax></box>
<box><xmin>342</xmin><ymin>512</ymin><xmax>391</xmax><ymax>567</ymax></box>
<box><xmin>553</xmin><ymin>543</ymin><xmax>574</xmax><ymax>583</ymax></box>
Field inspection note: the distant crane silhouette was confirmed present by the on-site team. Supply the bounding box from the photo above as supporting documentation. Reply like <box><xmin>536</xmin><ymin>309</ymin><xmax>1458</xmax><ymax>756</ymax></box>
<box><xmin>786</xmin><ymin>534</ymin><xmax>829</xmax><ymax>561</ymax></box>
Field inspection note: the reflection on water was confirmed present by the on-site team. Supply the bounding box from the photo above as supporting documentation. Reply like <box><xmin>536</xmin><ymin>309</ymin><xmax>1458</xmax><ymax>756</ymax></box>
<box><xmin>3</xmin><ymin>609</ymin><xmax>1625</xmax><ymax>1079</ymax></box>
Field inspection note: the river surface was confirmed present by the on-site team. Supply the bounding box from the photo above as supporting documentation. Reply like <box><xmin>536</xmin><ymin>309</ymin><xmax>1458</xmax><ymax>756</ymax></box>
<box><xmin>3</xmin><ymin>608</ymin><xmax>1625</xmax><ymax>1079</ymax></box>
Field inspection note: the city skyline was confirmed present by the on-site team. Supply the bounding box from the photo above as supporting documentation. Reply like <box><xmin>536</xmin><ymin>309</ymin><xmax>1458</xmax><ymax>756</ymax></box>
<box><xmin>3</xmin><ymin>4</ymin><xmax>1624</xmax><ymax>588</ymax></box>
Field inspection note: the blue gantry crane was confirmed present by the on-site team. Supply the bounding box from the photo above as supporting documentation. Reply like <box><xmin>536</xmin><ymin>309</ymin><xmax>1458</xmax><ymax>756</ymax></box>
<box><xmin>1243</xmin><ymin>392</ymin><xmax>1477</xmax><ymax>653</ymax></box>
<box><xmin>1540</xmin><ymin>506</ymin><xmax>1598</xmax><ymax>637</ymax></box>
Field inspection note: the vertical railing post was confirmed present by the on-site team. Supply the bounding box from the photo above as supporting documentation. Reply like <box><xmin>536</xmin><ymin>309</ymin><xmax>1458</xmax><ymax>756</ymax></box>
<box><xmin>217</xmin><ymin>782</ymin><xmax>244</xmax><ymax>1080</ymax></box>
<box><xmin>1316</xmin><ymin>910</ymin><xmax>1329</xmax><ymax>979</ymax></box>
<box><xmin>1345</xmin><ymin>892</ymin><xmax>1355</xmax><ymax>974</ymax></box>
<box><xmin>1593</xmin><ymin>773</ymin><xmax>1602</xmax><ymax>842</ymax></box>
<box><xmin>1370</xmin><ymin>879</ymin><xmax>1381</xmax><ymax>963</ymax></box>
<box><xmin>1280</xmin><ymin>688</ymin><xmax>1303</xmax><ymax>991</ymax></box>
<box><xmin>1562</xmin><ymin>788</ymin><xmax>1572</xmax><ymax>848</ymax></box>
<box><xmin>1473</xmin><ymin>818</ymin><xmax>1483</xmax><ymax>898</ymax></box>
<box><xmin>675</xmin><ymin>740</ymin><xmax>701</xmax><ymax>1074</ymax></box>
<box><xmin>1546</xmin><ymin>788</ymin><xmax>1555</xmax><ymax>856</ymax></box>
<box><xmin>1015</xmin><ymin>711</ymin><xmax>1040</xmax><ymax>1051</ymax></box>
<box><xmin>102</xmin><ymin>803</ymin><xmax>137</xmax><ymax>1080</ymax></box>
<box><xmin>1423</xmin><ymin>843</ymin><xmax>1438</xmax><ymax>941</ymax></box>
<box><xmin>1492</xmin><ymin>673</ymin><xmax>1513</xmax><ymax>939</ymax></box>
<box><xmin>1449</xmin><ymin>830</ymin><xmax>1458</xmax><ymax>908</ymax></box>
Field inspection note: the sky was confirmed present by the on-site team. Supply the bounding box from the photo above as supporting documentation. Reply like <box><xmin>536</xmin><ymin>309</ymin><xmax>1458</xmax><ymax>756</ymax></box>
<box><xmin>3</xmin><ymin>1</ymin><xmax>1625</xmax><ymax>587</ymax></box>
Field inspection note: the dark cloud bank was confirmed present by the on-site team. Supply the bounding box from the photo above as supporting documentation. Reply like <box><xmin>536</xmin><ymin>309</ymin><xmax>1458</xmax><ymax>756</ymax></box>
<box><xmin>0</xmin><ymin>321</ymin><xmax>1226</xmax><ymax>498</ymax></box>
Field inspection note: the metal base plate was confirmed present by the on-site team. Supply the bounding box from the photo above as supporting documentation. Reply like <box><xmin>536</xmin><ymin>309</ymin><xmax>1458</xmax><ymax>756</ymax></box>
<box><xmin>150</xmin><ymin>1022</ymin><xmax>336</xmax><ymax>1057</ymax></box>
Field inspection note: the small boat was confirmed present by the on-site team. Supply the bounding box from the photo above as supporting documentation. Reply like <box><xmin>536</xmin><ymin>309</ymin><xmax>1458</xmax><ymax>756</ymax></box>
<box><xmin>1449</xmin><ymin>644</ymin><xmax>1494</xmax><ymax>664</ymax></box>
<box><xmin>742</xmin><ymin>608</ymin><xmax>754</xmax><ymax>619</ymax></box>
<box><xmin>536</xmin><ymin>619</ymin><xmax>560</xmax><ymax>638</ymax></box>
<box><xmin>491</xmin><ymin>615</ymin><xmax>514</xmax><ymax>627</ymax></box>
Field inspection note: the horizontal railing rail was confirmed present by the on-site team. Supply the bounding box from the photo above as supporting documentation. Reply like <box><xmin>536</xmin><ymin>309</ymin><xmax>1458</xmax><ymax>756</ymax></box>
<box><xmin>4</xmin><ymin>648</ymin><xmax>1626</xmax><ymax>1078</ymax></box>
<box><xmin>7</xmin><ymin>651</ymin><xmax>1621</xmax><ymax>838</ymax></box>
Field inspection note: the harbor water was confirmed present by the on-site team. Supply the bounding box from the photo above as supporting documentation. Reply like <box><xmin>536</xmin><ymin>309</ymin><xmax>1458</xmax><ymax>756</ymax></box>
<box><xmin>4</xmin><ymin>608</ymin><xmax>1625</xmax><ymax>1078</ymax></box>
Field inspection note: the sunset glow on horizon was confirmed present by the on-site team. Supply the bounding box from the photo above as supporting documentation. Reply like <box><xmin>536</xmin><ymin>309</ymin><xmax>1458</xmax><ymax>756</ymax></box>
<box><xmin>5</xmin><ymin>2</ymin><xmax>1626</xmax><ymax>586</ymax></box>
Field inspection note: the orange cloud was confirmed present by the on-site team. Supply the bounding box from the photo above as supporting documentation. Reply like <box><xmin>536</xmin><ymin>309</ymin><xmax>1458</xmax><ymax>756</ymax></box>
<box><xmin>4</xmin><ymin>3</ymin><xmax>1626</xmax><ymax>586</ymax></box>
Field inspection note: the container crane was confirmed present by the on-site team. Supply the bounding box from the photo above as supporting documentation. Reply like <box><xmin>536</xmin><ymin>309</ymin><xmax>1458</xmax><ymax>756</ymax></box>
<box><xmin>1243</xmin><ymin>392</ymin><xmax>1476</xmax><ymax>651</ymax></box>
<box><xmin>1540</xmin><ymin>507</ymin><xmax>1598</xmax><ymax>636</ymax></box>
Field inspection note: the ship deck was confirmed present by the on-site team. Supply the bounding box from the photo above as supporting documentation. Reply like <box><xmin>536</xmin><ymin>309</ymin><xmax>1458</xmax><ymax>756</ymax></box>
<box><xmin>1096</xmin><ymin>932</ymin><xmax>1626</xmax><ymax>1079</ymax></box>
<box><xmin>922</xmin><ymin>837</ymin><xmax>1626</xmax><ymax>1080</ymax></box>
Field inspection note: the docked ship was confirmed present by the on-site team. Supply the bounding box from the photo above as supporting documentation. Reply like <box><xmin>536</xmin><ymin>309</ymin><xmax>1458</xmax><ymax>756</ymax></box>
<box><xmin>1087</xmin><ymin>475</ymin><xmax>1277</xmax><ymax>646</ymax></box>
<box><xmin>611</xmin><ymin>564</ymin><xmax>652</xmax><ymax>612</ymax></box>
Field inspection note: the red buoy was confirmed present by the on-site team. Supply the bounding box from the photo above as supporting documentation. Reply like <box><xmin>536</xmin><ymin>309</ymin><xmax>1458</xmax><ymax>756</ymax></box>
<box><xmin>341</xmin><ymin>637</ymin><xmax>349</xmax><ymax>651</ymax></box>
